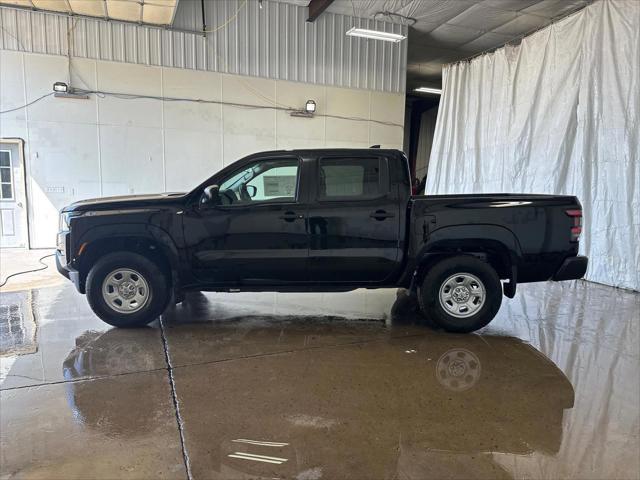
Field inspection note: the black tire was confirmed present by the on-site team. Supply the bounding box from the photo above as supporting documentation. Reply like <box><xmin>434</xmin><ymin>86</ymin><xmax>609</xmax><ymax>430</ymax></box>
<box><xmin>418</xmin><ymin>256</ymin><xmax>502</xmax><ymax>333</ymax></box>
<box><xmin>86</xmin><ymin>251</ymin><xmax>170</xmax><ymax>328</ymax></box>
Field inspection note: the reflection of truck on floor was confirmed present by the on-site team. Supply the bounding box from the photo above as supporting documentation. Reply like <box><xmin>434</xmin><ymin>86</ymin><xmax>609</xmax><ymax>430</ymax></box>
<box><xmin>63</xmin><ymin>326</ymin><xmax>574</xmax><ymax>478</ymax></box>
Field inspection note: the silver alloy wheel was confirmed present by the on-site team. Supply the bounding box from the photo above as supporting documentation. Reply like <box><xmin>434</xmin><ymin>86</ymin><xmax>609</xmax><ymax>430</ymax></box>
<box><xmin>438</xmin><ymin>272</ymin><xmax>486</xmax><ymax>319</ymax></box>
<box><xmin>101</xmin><ymin>268</ymin><xmax>150</xmax><ymax>314</ymax></box>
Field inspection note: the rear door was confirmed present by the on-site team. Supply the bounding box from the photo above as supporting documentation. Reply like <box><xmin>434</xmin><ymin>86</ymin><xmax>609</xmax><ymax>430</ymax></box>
<box><xmin>307</xmin><ymin>154</ymin><xmax>401</xmax><ymax>283</ymax></box>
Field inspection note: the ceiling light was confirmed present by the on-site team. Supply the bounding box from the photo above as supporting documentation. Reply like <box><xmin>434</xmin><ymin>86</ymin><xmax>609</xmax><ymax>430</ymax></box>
<box><xmin>346</xmin><ymin>27</ymin><xmax>406</xmax><ymax>43</ymax></box>
<box><xmin>414</xmin><ymin>87</ymin><xmax>442</xmax><ymax>95</ymax></box>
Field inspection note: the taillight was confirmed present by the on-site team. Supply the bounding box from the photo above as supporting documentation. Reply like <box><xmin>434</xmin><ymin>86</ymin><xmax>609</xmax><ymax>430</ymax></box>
<box><xmin>566</xmin><ymin>209</ymin><xmax>582</xmax><ymax>242</ymax></box>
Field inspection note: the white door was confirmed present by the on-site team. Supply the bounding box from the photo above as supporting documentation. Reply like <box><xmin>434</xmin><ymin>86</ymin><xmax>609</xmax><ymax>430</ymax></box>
<box><xmin>0</xmin><ymin>141</ymin><xmax>28</xmax><ymax>248</ymax></box>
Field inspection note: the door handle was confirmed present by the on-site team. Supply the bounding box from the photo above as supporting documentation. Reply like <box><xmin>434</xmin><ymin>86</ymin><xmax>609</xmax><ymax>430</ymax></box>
<box><xmin>279</xmin><ymin>211</ymin><xmax>303</xmax><ymax>222</ymax></box>
<box><xmin>369</xmin><ymin>210</ymin><xmax>395</xmax><ymax>221</ymax></box>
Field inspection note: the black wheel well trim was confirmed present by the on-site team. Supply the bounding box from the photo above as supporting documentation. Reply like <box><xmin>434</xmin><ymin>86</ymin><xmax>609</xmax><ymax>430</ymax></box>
<box><xmin>406</xmin><ymin>224</ymin><xmax>523</xmax><ymax>293</ymax></box>
<box><xmin>74</xmin><ymin>227</ymin><xmax>179</xmax><ymax>293</ymax></box>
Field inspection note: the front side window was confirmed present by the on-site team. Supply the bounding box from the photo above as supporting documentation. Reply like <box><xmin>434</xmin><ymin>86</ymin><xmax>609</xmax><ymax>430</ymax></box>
<box><xmin>216</xmin><ymin>158</ymin><xmax>299</xmax><ymax>206</ymax></box>
<box><xmin>318</xmin><ymin>157</ymin><xmax>384</xmax><ymax>199</ymax></box>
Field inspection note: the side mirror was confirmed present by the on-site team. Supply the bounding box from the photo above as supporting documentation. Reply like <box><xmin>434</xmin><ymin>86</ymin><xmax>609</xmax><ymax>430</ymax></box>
<box><xmin>203</xmin><ymin>185</ymin><xmax>220</xmax><ymax>205</ymax></box>
<box><xmin>245</xmin><ymin>185</ymin><xmax>257</xmax><ymax>198</ymax></box>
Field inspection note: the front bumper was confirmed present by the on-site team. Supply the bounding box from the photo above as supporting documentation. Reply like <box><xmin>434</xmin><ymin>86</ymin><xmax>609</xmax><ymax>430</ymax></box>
<box><xmin>56</xmin><ymin>250</ymin><xmax>83</xmax><ymax>293</ymax></box>
<box><xmin>552</xmin><ymin>255</ymin><xmax>588</xmax><ymax>281</ymax></box>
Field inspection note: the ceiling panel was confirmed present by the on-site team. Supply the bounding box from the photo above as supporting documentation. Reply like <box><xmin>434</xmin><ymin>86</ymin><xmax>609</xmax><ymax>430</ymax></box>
<box><xmin>405</xmin><ymin>0</ymin><xmax>476</xmax><ymax>25</ymax></box>
<box><xmin>447</xmin><ymin>4</ymin><xmax>518</xmax><ymax>31</ymax></box>
<box><xmin>69</xmin><ymin>0</ymin><xmax>106</xmax><ymax>17</ymax></box>
<box><xmin>492</xmin><ymin>13</ymin><xmax>550</xmax><ymax>36</ymax></box>
<box><xmin>32</xmin><ymin>0</ymin><xmax>69</xmax><ymax>13</ymax></box>
<box><xmin>1</xmin><ymin>0</ymin><xmax>34</xmax><ymax>7</ymax></box>
<box><xmin>105</xmin><ymin>0</ymin><xmax>141</xmax><ymax>22</ymax></box>
<box><xmin>480</xmin><ymin>0</ymin><xmax>542</xmax><ymax>12</ymax></box>
<box><xmin>0</xmin><ymin>0</ymin><xmax>179</xmax><ymax>25</ymax></box>
<box><xmin>522</xmin><ymin>0</ymin><xmax>590</xmax><ymax>18</ymax></box>
<box><xmin>457</xmin><ymin>31</ymin><xmax>514</xmax><ymax>53</ymax></box>
<box><xmin>410</xmin><ymin>21</ymin><xmax>443</xmax><ymax>35</ymax></box>
<box><xmin>142</xmin><ymin>3</ymin><xmax>175</xmax><ymax>25</ymax></box>
<box><xmin>422</xmin><ymin>23</ymin><xmax>485</xmax><ymax>48</ymax></box>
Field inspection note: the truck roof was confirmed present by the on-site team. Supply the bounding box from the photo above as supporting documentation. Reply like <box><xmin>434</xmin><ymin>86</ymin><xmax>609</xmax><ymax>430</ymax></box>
<box><xmin>252</xmin><ymin>147</ymin><xmax>405</xmax><ymax>156</ymax></box>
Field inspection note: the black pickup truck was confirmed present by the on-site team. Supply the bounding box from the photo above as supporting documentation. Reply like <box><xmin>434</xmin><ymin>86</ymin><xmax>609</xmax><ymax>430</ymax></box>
<box><xmin>57</xmin><ymin>148</ymin><xmax>587</xmax><ymax>333</ymax></box>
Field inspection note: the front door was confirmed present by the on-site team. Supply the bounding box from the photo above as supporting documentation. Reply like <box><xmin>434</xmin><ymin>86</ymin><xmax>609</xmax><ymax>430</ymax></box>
<box><xmin>307</xmin><ymin>155</ymin><xmax>401</xmax><ymax>283</ymax></box>
<box><xmin>0</xmin><ymin>141</ymin><xmax>28</xmax><ymax>248</ymax></box>
<box><xmin>183</xmin><ymin>156</ymin><xmax>308</xmax><ymax>285</ymax></box>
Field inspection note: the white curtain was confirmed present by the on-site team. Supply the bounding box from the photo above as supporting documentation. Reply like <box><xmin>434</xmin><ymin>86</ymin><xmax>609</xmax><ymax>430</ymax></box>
<box><xmin>427</xmin><ymin>0</ymin><xmax>639</xmax><ymax>291</ymax></box>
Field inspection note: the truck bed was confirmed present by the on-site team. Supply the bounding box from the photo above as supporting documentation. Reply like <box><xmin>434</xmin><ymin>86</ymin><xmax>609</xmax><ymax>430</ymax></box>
<box><xmin>408</xmin><ymin>193</ymin><xmax>581</xmax><ymax>283</ymax></box>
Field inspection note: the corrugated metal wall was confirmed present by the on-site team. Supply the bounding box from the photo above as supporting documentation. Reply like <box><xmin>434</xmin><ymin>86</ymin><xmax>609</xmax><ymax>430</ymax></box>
<box><xmin>0</xmin><ymin>1</ymin><xmax>407</xmax><ymax>93</ymax></box>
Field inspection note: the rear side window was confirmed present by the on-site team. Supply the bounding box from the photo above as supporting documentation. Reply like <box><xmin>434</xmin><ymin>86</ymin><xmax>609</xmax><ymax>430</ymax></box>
<box><xmin>318</xmin><ymin>157</ymin><xmax>386</xmax><ymax>199</ymax></box>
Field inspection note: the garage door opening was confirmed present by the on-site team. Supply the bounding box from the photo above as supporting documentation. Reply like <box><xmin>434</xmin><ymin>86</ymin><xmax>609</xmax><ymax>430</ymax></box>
<box><xmin>403</xmin><ymin>95</ymin><xmax>440</xmax><ymax>193</ymax></box>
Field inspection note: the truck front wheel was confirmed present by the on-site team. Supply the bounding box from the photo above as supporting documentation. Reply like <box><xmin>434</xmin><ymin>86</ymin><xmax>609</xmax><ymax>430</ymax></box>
<box><xmin>418</xmin><ymin>256</ymin><xmax>502</xmax><ymax>333</ymax></box>
<box><xmin>86</xmin><ymin>252</ymin><xmax>170</xmax><ymax>327</ymax></box>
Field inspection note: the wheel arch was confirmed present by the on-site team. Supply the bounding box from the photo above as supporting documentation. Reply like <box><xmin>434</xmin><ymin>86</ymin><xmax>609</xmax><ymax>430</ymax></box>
<box><xmin>409</xmin><ymin>225</ymin><xmax>522</xmax><ymax>295</ymax></box>
<box><xmin>74</xmin><ymin>224</ymin><xmax>179</xmax><ymax>294</ymax></box>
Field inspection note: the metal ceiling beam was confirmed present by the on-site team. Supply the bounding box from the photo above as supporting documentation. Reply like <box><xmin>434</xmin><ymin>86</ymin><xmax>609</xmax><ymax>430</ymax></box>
<box><xmin>306</xmin><ymin>0</ymin><xmax>334</xmax><ymax>22</ymax></box>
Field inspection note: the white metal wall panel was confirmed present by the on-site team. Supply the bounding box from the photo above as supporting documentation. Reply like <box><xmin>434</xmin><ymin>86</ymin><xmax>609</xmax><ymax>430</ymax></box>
<box><xmin>0</xmin><ymin>1</ymin><xmax>407</xmax><ymax>92</ymax></box>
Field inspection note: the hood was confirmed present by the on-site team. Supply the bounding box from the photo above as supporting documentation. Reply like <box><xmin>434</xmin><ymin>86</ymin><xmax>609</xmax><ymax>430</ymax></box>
<box><xmin>62</xmin><ymin>192</ymin><xmax>187</xmax><ymax>212</ymax></box>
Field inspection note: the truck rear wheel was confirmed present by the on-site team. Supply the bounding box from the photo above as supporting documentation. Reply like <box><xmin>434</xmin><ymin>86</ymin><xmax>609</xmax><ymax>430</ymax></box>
<box><xmin>418</xmin><ymin>256</ymin><xmax>502</xmax><ymax>333</ymax></box>
<box><xmin>86</xmin><ymin>252</ymin><xmax>170</xmax><ymax>328</ymax></box>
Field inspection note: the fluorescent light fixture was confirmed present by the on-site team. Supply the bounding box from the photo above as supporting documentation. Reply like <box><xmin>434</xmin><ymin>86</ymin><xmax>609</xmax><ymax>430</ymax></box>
<box><xmin>414</xmin><ymin>87</ymin><xmax>442</xmax><ymax>95</ymax></box>
<box><xmin>346</xmin><ymin>27</ymin><xmax>406</xmax><ymax>43</ymax></box>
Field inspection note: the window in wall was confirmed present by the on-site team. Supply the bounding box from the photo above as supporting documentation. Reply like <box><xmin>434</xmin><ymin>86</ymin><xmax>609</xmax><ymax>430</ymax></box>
<box><xmin>318</xmin><ymin>157</ymin><xmax>384</xmax><ymax>199</ymax></box>
<box><xmin>218</xmin><ymin>158</ymin><xmax>299</xmax><ymax>205</ymax></box>
<box><xmin>0</xmin><ymin>151</ymin><xmax>13</xmax><ymax>200</ymax></box>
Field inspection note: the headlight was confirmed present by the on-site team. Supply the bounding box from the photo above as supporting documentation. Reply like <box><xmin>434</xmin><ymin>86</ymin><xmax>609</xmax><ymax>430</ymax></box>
<box><xmin>59</xmin><ymin>212</ymin><xmax>70</xmax><ymax>231</ymax></box>
<box><xmin>56</xmin><ymin>232</ymin><xmax>66</xmax><ymax>254</ymax></box>
<box><xmin>59</xmin><ymin>211</ymin><xmax>84</xmax><ymax>231</ymax></box>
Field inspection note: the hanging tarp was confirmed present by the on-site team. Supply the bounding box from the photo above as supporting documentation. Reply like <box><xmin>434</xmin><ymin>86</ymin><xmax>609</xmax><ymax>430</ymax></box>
<box><xmin>427</xmin><ymin>0</ymin><xmax>639</xmax><ymax>291</ymax></box>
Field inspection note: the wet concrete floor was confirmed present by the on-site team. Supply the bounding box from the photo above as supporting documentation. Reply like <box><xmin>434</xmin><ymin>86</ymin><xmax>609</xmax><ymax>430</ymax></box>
<box><xmin>1</xmin><ymin>281</ymin><xmax>638</xmax><ymax>479</ymax></box>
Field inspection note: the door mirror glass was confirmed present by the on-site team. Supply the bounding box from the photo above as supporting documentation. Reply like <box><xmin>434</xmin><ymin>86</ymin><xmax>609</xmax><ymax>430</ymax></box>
<box><xmin>245</xmin><ymin>185</ymin><xmax>257</xmax><ymax>198</ymax></box>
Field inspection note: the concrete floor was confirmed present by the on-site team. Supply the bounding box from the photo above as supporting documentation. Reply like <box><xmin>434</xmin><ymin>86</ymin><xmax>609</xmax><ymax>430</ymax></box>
<box><xmin>0</xmin><ymin>278</ymin><xmax>638</xmax><ymax>479</ymax></box>
<box><xmin>0</xmin><ymin>249</ymin><xmax>61</xmax><ymax>293</ymax></box>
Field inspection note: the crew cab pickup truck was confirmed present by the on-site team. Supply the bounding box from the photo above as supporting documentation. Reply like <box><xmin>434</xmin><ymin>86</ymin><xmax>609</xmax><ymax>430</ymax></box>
<box><xmin>57</xmin><ymin>148</ymin><xmax>588</xmax><ymax>333</ymax></box>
